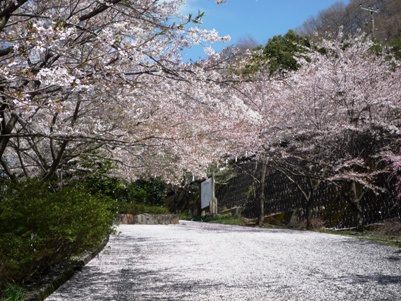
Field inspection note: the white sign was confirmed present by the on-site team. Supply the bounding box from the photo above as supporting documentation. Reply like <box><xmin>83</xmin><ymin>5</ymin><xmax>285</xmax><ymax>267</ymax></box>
<box><xmin>201</xmin><ymin>178</ymin><xmax>213</xmax><ymax>209</ymax></box>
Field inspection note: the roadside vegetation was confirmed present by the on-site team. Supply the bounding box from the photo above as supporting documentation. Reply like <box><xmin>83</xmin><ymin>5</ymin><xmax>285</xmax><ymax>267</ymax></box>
<box><xmin>0</xmin><ymin>179</ymin><xmax>117</xmax><ymax>300</ymax></box>
<box><xmin>191</xmin><ymin>214</ymin><xmax>247</xmax><ymax>226</ymax></box>
<box><xmin>318</xmin><ymin>229</ymin><xmax>401</xmax><ymax>249</ymax></box>
<box><xmin>0</xmin><ymin>283</ymin><xmax>25</xmax><ymax>301</ymax></box>
<box><xmin>0</xmin><ymin>174</ymin><xmax>170</xmax><ymax>300</ymax></box>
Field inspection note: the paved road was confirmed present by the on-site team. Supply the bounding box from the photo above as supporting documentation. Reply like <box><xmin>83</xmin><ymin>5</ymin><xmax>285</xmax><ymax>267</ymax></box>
<box><xmin>46</xmin><ymin>222</ymin><xmax>401</xmax><ymax>301</ymax></box>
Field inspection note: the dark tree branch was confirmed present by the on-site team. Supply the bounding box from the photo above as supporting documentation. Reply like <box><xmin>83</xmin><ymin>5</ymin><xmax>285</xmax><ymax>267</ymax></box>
<box><xmin>0</xmin><ymin>112</ymin><xmax>18</xmax><ymax>159</ymax></box>
<box><xmin>0</xmin><ymin>0</ymin><xmax>29</xmax><ymax>32</ymax></box>
<box><xmin>0</xmin><ymin>46</ymin><xmax>13</xmax><ymax>57</ymax></box>
<box><xmin>79</xmin><ymin>0</ymin><xmax>121</xmax><ymax>22</ymax></box>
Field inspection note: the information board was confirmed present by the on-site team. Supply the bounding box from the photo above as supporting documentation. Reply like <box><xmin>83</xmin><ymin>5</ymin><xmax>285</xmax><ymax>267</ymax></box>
<box><xmin>201</xmin><ymin>177</ymin><xmax>213</xmax><ymax>209</ymax></box>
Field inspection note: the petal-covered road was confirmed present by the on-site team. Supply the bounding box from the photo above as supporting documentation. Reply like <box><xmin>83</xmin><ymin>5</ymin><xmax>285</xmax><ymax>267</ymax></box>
<box><xmin>46</xmin><ymin>222</ymin><xmax>401</xmax><ymax>301</ymax></box>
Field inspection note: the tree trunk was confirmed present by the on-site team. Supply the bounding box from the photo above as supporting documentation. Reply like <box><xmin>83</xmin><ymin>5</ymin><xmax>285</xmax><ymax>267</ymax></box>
<box><xmin>258</xmin><ymin>161</ymin><xmax>268</xmax><ymax>227</ymax></box>
<box><xmin>0</xmin><ymin>112</ymin><xmax>18</xmax><ymax>159</ymax></box>
<box><xmin>305</xmin><ymin>181</ymin><xmax>316</xmax><ymax>230</ymax></box>
<box><xmin>355</xmin><ymin>201</ymin><xmax>364</xmax><ymax>232</ymax></box>
<box><xmin>351</xmin><ymin>181</ymin><xmax>366</xmax><ymax>232</ymax></box>
<box><xmin>306</xmin><ymin>201</ymin><xmax>313</xmax><ymax>230</ymax></box>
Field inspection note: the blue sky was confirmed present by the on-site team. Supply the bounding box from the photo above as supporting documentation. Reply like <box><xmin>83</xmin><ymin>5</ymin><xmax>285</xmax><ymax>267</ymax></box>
<box><xmin>178</xmin><ymin>0</ymin><xmax>349</xmax><ymax>61</ymax></box>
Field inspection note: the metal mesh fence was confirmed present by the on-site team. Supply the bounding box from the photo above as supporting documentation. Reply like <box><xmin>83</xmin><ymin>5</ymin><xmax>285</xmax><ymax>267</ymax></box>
<box><xmin>216</xmin><ymin>162</ymin><xmax>401</xmax><ymax>228</ymax></box>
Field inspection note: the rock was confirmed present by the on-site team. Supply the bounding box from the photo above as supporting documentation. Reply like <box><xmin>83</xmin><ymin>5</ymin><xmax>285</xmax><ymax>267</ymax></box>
<box><xmin>122</xmin><ymin>214</ymin><xmax>136</xmax><ymax>224</ymax></box>
<box><xmin>114</xmin><ymin>214</ymin><xmax>135</xmax><ymax>224</ymax></box>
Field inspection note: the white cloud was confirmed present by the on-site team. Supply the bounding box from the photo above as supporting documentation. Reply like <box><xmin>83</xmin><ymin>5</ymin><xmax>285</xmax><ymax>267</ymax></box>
<box><xmin>179</xmin><ymin>0</ymin><xmax>206</xmax><ymax>16</ymax></box>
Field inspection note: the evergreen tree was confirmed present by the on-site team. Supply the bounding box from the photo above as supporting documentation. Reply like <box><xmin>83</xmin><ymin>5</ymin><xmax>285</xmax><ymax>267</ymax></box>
<box><xmin>243</xmin><ymin>30</ymin><xmax>311</xmax><ymax>76</ymax></box>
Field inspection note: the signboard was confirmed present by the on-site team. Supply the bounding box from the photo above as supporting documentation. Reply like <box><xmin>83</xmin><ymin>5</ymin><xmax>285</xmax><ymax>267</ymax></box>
<box><xmin>201</xmin><ymin>178</ymin><xmax>213</xmax><ymax>209</ymax></box>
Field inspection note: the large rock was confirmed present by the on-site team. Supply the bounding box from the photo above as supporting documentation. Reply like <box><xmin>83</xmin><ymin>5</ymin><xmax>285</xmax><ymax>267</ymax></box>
<box><xmin>114</xmin><ymin>214</ymin><xmax>135</xmax><ymax>224</ymax></box>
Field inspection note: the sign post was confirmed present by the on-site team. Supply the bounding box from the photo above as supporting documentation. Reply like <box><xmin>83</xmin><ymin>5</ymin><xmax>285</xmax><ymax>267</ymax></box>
<box><xmin>200</xmin><ymin>177</ymin><xmax>217</xmax><ymax>216</ymax></box>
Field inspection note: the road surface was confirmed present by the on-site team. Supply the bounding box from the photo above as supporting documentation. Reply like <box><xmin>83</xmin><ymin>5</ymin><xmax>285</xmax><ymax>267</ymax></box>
<box><xmin>46</xmin><ymin>221</ymin><xmax>401</xmax><ymax>301</ymax></box>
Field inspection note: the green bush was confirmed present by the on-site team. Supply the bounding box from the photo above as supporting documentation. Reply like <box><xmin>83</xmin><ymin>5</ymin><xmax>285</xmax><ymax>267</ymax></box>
<box><xmin>199</xmin><ymin>214</ymin><xmax>246</xmax><ymax>225</ymax></box>
<box><xmin>125</xmin><ymin>178</ymin><xmax>167</xmax><ymax>206</ymax></box>
<box><xmin>0</xmin><ymin>180</ymin><xmax>117</xmax><ymax>287</ymax></box>
<box><xmin>118</xmin><ymin>203</ymin><xmax>169</xmax><ymax>215</ymax></box>
<box><xmin>111</xmin><ymin>178</ymin><xmax>169</xmax><ymax>214</ymax></box>
<box><xmin>0</xmin><ymin>283</ymin><xmax>25</xmax><ymax>301</ymax></box>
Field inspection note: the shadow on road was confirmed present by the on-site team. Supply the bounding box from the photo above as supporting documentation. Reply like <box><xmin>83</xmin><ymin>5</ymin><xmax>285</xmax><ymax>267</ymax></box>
<box><xmin>347</xmin><ymin>274</ymin><xmax>401</xmax><ymax>285</ymax></box>
<box><xmin>50</xmin><ymin>264</ymin><xmax>231</xmax><ymax>301</ymax></box>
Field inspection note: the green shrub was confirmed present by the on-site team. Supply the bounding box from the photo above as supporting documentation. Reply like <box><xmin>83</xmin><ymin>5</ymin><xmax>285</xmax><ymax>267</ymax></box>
<box><xmin>200</xmin><ymin>214</ymin><xmax>246</xmax><ymax>225</ymax></box>
<box><xmin>0</xmin><ymin>180</ymin><xmax>117</xmax><ymax>287</ymax></box>
<box><xmin>0</xmin><ymin>283</ymin><xmax>26</xmax><ymax>301</ymax></box>
<box><xmin>125</xmin><ymin>178</ymin><xmax>167</xmax><ymax>206</ymax></box>
<box><xmin>178</xmin><ymin>212</ymin><xmax>193</xmax><ymax>220</ymax></box>
<box><xmin>118</xmin><ymin>203</ymin><xmax>169</xmax><ymax>215</ymax></box>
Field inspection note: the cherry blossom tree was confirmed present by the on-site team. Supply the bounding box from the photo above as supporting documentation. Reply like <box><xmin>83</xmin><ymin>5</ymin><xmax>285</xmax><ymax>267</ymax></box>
<box><xmin>303</xmin><ymin>31</ymin><xmax>400</xmax><ymax>230</ymax></box>
<box><xmin>233</xmin><ymin>29</ymin><xmax>401</xmax><ymax>229</ymax></box>
<box><xmin>0</xmin><ymin>0</ymin><xmax>255</xmax><ymax>184</ymax></box>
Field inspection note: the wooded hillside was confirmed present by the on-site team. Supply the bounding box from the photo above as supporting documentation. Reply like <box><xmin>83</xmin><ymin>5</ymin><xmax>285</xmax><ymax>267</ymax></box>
<box><xmin>297</xmin><ymin>0</ymin><xmax>401</xmax><ymax>43</ymax></box>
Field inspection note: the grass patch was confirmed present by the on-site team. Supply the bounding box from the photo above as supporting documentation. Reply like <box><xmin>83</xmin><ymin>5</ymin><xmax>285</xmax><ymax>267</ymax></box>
<box><xmin>194</xmin><ymin>214</ymin><xmax>248</xmax><ymax>226</ymax></box>
<box><xmin>316</xmin><ymin>227</ymin><xmax>401</xmax><ymax>248</ymax></box>
<box><xmin>178</xmin><ymin>212</ymin><xmax>193</xmax><ymax>221</ymax></box>
<box><xmin>318</xmin><ymin>219</ymin><xmax>401</xmax><ymax>248</ymax></box>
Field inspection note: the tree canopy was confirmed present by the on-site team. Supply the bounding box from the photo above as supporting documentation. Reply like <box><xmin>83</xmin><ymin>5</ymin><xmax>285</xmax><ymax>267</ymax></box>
<box><xmin>0</xmin><ymin>0</ymin><xmax>400</xmax><ymax>194</ymax></box>
<box><xmin>0</xmin><ymin>0</ymin><xmax>251</xmax><ymax>184</ymax></box>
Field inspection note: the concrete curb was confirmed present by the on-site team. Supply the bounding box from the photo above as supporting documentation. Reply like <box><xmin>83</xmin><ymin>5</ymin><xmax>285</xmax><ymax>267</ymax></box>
<box><xmin>23</xmin><ymin>236</ymin><xmax>109</xmax><ymax>301</ymax></box>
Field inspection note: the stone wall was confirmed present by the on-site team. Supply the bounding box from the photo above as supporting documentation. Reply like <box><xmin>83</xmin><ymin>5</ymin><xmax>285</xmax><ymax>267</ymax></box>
<box><xmin>115</xmin><ymin>214</ymin><xmax>179</xmax><ymax>225</ymax></box>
